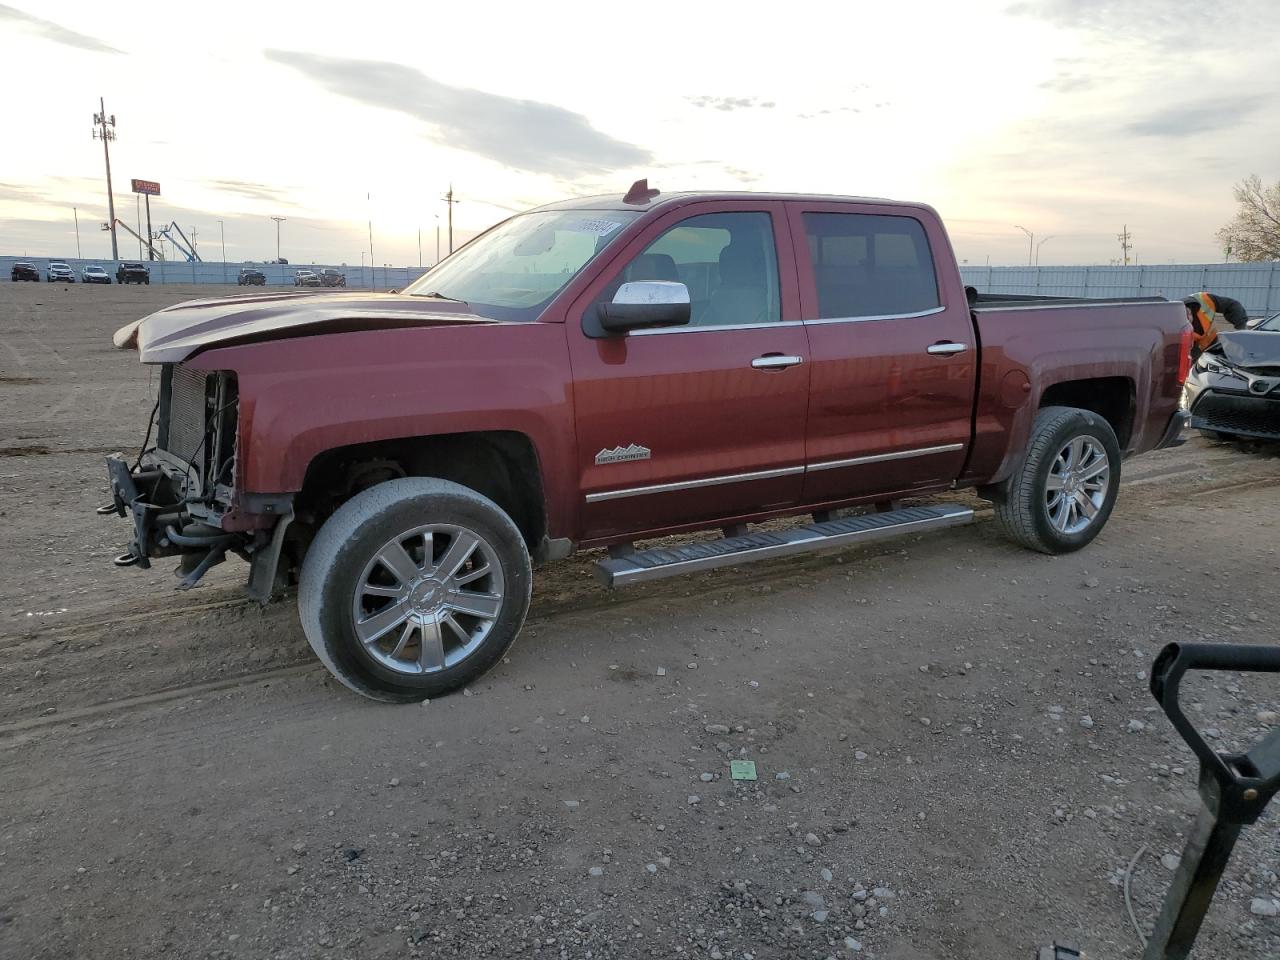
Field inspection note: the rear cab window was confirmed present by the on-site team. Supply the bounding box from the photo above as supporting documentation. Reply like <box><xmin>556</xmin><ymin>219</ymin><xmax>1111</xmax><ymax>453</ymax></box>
<box><xmin>798</xmin><ymin>211</ymin><xmax>940</xmax><ymax>320</ymax></box>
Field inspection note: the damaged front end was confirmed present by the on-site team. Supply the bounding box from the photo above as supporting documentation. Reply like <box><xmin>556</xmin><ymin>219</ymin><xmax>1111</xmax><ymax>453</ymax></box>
<box><xmin>101</xmin><ymin>363</ymin><xmax>292</xmax><ymax>598</ymax></box>
<box><xmin>1185</xmin><ymin>329</ymin><xmax>1280</xmax><ymax>442</ymax></box>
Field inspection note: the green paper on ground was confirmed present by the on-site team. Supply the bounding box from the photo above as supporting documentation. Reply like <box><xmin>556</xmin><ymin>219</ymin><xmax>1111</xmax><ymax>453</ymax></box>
<box><xmin>730</xmin><ymin>760</ymin><xmax>757</xmax><ymax>781</ymax></box>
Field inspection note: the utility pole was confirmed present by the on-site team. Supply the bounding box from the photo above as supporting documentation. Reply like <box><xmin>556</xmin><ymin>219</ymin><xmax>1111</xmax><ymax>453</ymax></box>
<box><xmin>442</xmin><ymin>184</ymin><xmax>458</xmax><ymax>254</ymax></box>
<box><xmin>135</xmin><ymin>195</ymin><xmax>142</xmax><ymax>259</ymax></box>
<box><xmin>1118</xmin><ymin>224</ymin><xmax>1133</xmax><ymax>266</ymax></box>
<box><xmin>1014</xmin><ymin>225</ymin><xmax>1034</xmax><ymax>266</ymax></box>
<box><xmin>417</xmin><ymin>228</ymin><xmax>422</xmax><ymax>267</ymax></box>
<box><xmin>367</xmin><ymin>200</ymin><xmax>375</xmax><ymax>289</ymax></box>
<box><xmin>270</xmin><ymin>216</ymin><xmax>286</xmax><ymax>262</ymax></box>
<box><xmin>73</xmin><ymin>207</ymin><xmax>81</xmax><ymax>259</ymax></box>
<box><xmin>217</xmin><ymin>219</ymin><xmax>226</xmax><ymax>282</ymax></box>
<box><xmin>93</xmin><ymin>97</ymin><xmax>119</xmax><ymax>260</ymax></box>
<box><xmin>1035</xmin><ymin>235</ymin><xmax>1055</xmax><ymax>266</ymax></box>
<box><xmin>435</xmin><ymin>214</ymin><xmax>440</xmax><ymax>264</ymax></box>
<box><xmin>189</xmin><ymin>226</ymin><xmax>198</xmax><ymax>258</ymax></box>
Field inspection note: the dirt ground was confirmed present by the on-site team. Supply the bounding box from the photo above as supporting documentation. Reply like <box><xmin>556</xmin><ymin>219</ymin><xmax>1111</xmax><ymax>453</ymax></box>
<box><xmin>1</xmin><ymin>282</ymin><xmax>1279</xmax><ymax>960</ymax></box>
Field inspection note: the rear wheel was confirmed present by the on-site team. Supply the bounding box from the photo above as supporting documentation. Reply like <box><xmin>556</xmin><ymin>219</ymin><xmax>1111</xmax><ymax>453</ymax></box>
<box><xmin>298</xmin><ymin>478</ymin><xmax>532</xmax><ymax>702</ymax></box>
<box><xmin>993</xmin><ymin>406</ymin><xmax>1121</xmax><ymax>554</ymax></box>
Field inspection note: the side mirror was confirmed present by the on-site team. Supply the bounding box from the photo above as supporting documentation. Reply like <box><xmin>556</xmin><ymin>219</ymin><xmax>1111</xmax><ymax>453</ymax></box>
<box><xmin>598</xmin><ymin>281</ymin><xmax>691</xmax><ymax>333</ymax></box>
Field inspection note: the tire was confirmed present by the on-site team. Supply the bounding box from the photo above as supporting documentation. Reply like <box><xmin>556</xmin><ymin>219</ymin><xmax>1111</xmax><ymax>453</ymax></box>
<box><xmin>993</xmin><ymin>405</ymin><xmax>1121</xmax><ymax>555</ymax></box>
<box><xmin>298</xmin><ymin>477</ymin><xmax>532</xmax><ymax>702</ymax></box>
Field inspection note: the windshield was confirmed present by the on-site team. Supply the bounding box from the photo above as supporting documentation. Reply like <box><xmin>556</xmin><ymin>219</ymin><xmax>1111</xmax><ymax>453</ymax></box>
<box><xmin>404</xmin><ymin>209</ymin><xmax>641</xmax><ymax>321</ymax></box>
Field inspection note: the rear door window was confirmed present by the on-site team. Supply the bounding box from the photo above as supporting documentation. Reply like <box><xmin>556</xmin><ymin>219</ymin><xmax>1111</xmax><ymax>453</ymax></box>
<box><xmin>802</xmin><ymin>213</ymin><xmax>939</xmax><ymax>319</ymax></box>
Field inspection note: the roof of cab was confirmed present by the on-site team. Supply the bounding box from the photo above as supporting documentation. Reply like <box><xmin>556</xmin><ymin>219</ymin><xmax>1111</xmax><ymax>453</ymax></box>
<box><xmin>530</xmin><ymin>189</ymin><xmax>922</xmax><ymax>215</ymax></box>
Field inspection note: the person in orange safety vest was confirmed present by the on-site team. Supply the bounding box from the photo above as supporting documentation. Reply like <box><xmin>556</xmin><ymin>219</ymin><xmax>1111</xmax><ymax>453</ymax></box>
<box><xmin>1183</xmin><ymin>292</ymin><xmax>1249</xmax><ymax>359</ymax></box>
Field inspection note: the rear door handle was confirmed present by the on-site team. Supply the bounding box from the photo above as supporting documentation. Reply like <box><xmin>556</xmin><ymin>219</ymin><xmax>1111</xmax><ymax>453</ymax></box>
<box><xmin>927</xmin><ymin>341</ymin><xmax>968</xmax><ymax>356</ymax></box>
<box><xmin>751</xmin><ymin>354</ymin><xmax>804</xmax><ymax>370</ymax></box>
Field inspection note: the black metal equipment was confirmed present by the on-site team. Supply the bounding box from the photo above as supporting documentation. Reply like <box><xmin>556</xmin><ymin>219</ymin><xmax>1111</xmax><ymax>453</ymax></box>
<box><xmin>1142</xmin><ymin>642</ymin><xmax>1280</xmax><ymax>959</ymax></box>
<box><xmin>1037</xmin><ymin>641</ymin><xmax>1280</xmax><ymax>960</ymax></box>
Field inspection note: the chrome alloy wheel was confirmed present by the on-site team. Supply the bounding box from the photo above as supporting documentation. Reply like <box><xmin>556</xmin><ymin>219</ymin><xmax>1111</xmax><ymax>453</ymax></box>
<box><xmin>1045</xmin><ymin>436</ymin><xmax>1110</xmax><ymax>535</ymax></box>
<box><xmin>351</xmin><ymin>524</ymin><xmax>505</xmax><ymax>675</ymax></box>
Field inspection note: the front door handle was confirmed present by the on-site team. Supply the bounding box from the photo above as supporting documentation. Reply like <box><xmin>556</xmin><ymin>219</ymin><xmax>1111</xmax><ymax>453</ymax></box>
<box><xmin>751</xmin><ymin>354</ymin><xmax>804</xmax><ymax>370</ymax></box>
<box><xmin>927</xmin><ymin>341</ymin><xmax>968</xmax><ymax>356</ymax></box>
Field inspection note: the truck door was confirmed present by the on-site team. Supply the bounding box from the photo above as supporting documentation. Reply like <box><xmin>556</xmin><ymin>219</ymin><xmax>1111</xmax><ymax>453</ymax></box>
<box><xmin>786</xmin><ymin>202</ymin><xmax>976</xmax><ymax>503</ymax></box>
<box><xmin>566</xmin><ymin>201</ymin><xmax>810</xmax><ymax>542</ymax></box>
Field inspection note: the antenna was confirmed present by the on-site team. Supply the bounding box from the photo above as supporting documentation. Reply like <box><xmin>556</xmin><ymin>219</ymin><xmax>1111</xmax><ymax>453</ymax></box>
<box><xmin>623</xmin><ymin>179</ymin><xmax>660</xmax><ymax>205</ymax></box>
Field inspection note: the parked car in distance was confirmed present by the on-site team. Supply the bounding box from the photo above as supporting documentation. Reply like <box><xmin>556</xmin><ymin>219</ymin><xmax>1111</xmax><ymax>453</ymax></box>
<box><xmin>319</xmin><ymin>268</ymin><xmax>347</xmax><ymax>287</ymax></box>
<box><xmin>294</xmin><ymin>269</ymin><xmax>321</xmax><ymax>287</ymax></box>
<box><xmin>105</xmin><ymin>182</ymin><xmax>1193</xmax><ymax>703</ymax></box>
<box><xmin>82</xmin><ymin>265</ymin><xmax>111</xmax><ymax>284</ymax></box>
<box><xmin>116</xmin><ymin>263</ymin><xmax>150</xmax><ymax>285</ymax></box>
<box><xmin>238</xmin><ymin>268</ymin><xmax>266</xmax><ymax>286</ymax></box>
<box><xmin>10</xmin><ymin>261</ymin><xmax>39</xmax><ymax>282</ymax></box>
<box><xmin>47</xmin><ymin>261</ymin><xmax>75</xmax><ymax>283</ymax></box>
<box><xmin>1184</xmin><ymin>311</ymin><xmax>1280</xmax><ymax>442</ymax></box>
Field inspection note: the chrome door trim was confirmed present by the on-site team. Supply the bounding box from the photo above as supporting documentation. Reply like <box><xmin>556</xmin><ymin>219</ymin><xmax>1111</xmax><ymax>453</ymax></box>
<box><xmin>629</xmin><ymin>321</ymin><xmax>788</xmax><ymax>336</ymax></box>
<box><xmin>802</xmin><ymin>305</ymin><xmax>945</xmax><ymax>327</ymax></box>
<box><xmin>585</xmin><ymin>443</ymin><xmax>966</xmax><ymax>502</ymax></box>
<box><xmin>751</xmin><ymin>355</ymin><xmax>804</xmax><ymax>369</ymax></box>
<box><xmin>584</xmin><ymin>464</ymin><xmax>805</xmax><ymax>503</ymax></box>
<box><xmin>926</xmin><ymin>342</ymin><xmax>968</xmax><ymax>355</ymax></box>
<box><xmin>806</xmin><ymin>443</ymin><xmax>965</xmax><ymax>473</ymax></box>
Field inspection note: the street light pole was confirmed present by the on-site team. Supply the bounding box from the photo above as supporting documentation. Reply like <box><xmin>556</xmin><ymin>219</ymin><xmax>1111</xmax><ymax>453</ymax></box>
<box><xmin>73</xmin><ymin>207</ymin><xmax>81</xmax><ymax>258</ymax></box>
<box><xmin>270</xmin><ymin>216</ymin><xmax>286</xmax><ymax>262</ymax></box>
<box><xmin>217</xmin><ymin>219</ymin><xmax>226</xmax><ymax>283</ymax></box>
<box><xmin>1014</xmin><ymin>225</ymin><xmax>1034</xmax><ymax>266</ymax></box>
<box><xmin>1035</xmin><ymin>235</ymin><xmax>1055</xmax><ymax>266</ymax></box>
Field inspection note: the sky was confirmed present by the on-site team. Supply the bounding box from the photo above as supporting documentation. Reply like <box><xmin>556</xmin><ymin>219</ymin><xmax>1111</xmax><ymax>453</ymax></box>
<box><xmin>1</xmin><ymin>0</ymin><xmax>1277</xmax><ymax>267</ymax></box>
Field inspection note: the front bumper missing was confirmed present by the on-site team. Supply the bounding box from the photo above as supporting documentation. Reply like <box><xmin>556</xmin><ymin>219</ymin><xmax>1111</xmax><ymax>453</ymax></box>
<box><xmin>101</xmin><ymin>454</ymin><xmax>165</xmax><ymax>569</ymax></box>
<box><xmin>102</xmin><ymin>453</ymin><xmax>234</xmax><ymax>587</ymax></box>
<box><xmin>102</xmin><ymin>454</ymin><xmax>293</xmax><ymax>597</ymax></box>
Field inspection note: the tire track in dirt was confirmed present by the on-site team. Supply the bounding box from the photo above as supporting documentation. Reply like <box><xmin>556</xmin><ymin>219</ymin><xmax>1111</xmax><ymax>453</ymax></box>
<box><xmin>3</xmin><ymin>469</ymin><xmax>1275</xmax><ymax>747</ymax></box>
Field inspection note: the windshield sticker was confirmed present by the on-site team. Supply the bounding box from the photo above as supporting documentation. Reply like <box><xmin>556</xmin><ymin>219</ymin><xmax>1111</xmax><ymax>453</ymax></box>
<box><xmin>574</xmin><ymin>219</ymin><xmax>624</xmax><ymax>237</ymax></box>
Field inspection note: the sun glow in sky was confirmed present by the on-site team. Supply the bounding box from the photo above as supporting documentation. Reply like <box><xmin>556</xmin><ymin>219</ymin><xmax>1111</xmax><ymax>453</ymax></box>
<box><xmin>2</xmin><ymin>0</ymin><xmax>1277</xmax><ymax>267</ymax></box>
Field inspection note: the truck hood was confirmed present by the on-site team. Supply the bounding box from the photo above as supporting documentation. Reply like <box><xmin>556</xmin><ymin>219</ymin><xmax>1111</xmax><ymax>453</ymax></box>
<box><xmin>114</xmin><ymin>291</ymin><xmax>502</xmax><ymax>363</ymax></box>
<box><xmin>1217</xmin><ymin>330</ymin><xmax>1280</xmax><ymax>369</ymax></box>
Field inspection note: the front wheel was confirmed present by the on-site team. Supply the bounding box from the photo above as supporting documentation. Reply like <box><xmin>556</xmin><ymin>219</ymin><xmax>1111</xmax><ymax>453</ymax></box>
<box><xmin>993</xmin><ymin>405</ymin><xmax>1121</xmax><ymax>554</ymax></box>
<box><xmin>298</xmin><ymin>478</ymin><xmax>532</xmax><ymax>702</ymax></box>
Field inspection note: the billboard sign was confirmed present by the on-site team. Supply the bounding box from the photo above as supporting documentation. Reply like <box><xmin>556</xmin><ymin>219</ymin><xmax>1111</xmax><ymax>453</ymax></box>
<box><xmin>131</xmin><ymin>179</ymin><xmax>161</xmax><ymax>196</ymax></box>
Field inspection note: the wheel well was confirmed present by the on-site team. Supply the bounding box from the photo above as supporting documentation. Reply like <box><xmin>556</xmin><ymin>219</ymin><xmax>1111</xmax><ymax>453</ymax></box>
<box><xmin>1038</xmin><ymin>377</ymin><xmax>1135</xmax><ymax>448</ymax></box>
<box><xmin>296</xmin><ymin>431</ymin><xmax>548</xmax><ymax>550</ymax></box>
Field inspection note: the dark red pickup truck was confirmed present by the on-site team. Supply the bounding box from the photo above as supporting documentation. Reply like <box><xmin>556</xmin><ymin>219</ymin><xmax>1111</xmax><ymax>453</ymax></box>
<box><xmin>105</xmin><ymin>183</ymin><xmax>1192</xmax><ymax>701</ymax></box>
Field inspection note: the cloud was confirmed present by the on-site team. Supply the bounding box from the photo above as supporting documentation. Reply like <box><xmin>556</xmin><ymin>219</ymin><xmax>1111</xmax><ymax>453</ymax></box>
<box><xmin>264</xmin><ymin>50</ymin><xmax>650</xmax><ymax>177</ymax></box>
<box><xmin>0</xmin><ymin>4</ymin><xmax>122</xmax><ymax>54</ymax></box>
<box><xmin>208</xmin><ymin>179</ymin><xmax>295</xmax><ymax>204</ymax></box>
<box><xmin>685</xmin><ymin>96</ymin><xmax>776</xmax><ymax>112</ymax></box>
<box><xmin>1038</xmin><ymin>73</ymin><xmax>1095</xmax><ymax>94</ymax></box>
<box><xmin>1007</xmin><ymin>0</ymin><xmax>1278</xmax><ymax>48</ymax></box>
<box><xmin>0</xmin><ymin>182</ymin><xmax>48</xmax><ymax>203</ymax></box>
<box><xmin>1126</xmin><ymin>96</ymin><xmax>1264</xmax><ymax>138</ymax></box>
